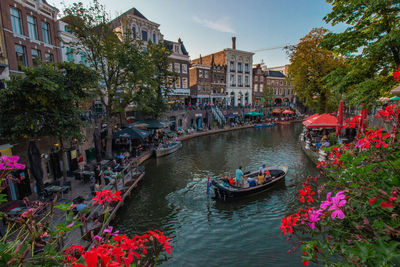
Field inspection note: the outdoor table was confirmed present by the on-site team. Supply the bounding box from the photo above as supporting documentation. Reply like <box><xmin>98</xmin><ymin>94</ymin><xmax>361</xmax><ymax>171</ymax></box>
<box><xmin>74</xmin><ymin>170</ymin><xmax>94</xmax><ymax>183</ymax></box>
<box><xmin>45</xmin><ymin>185</ymin><xmax>69</xmax><ymax>200</ymax></box>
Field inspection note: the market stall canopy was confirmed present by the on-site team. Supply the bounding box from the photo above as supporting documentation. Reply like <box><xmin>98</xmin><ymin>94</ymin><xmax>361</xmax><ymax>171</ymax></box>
<box><xmin>128</xmin><ymin>120</ymin><xmax>170</xmax><ymax>129</ymax></box>
<box><xmin>302</xmin><ymin>113</ymin><xmax>319</xmax><ymax>122</ymax></box>
<box><xmin>113</xmin><ymin>127</ymin><xmax>151</xmax><ymax>140</ymax></box>
<box><xmin>244</xmin><ymin>111</ymin><xmax>263</xmax><ymax>116</ymax></box>
<box><xmin>303</xmin><ymin>113</ymin><xmax>338</xmax><ymax>129</ymax></box>
<box><xmin>282</xmin><ymin>109</ymin><xmax>294</xmax><ymax>114</ymax></box>
<box><xmin>272</xmin><ymin>108</ymin><xmax>282</xmax><ymax>113</ymax></box>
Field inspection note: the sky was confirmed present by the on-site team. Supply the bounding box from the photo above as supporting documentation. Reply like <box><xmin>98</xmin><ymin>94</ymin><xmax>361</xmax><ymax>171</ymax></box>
<box><xmin>50</xmin><ymin>0</ymin><xmax>346</xmax><ymax>67</ymax></box>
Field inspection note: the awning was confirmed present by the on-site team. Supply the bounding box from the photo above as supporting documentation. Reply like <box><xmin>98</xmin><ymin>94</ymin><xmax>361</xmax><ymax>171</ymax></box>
<box><xmin>302</xmin><ymin>113</ymin><xmax>319</xmax><ymax>122</ymax></box>
<box><xmin>244</xmin><ymin>111</ymin><xmax>263</xmax><ymax>116</ymax></box>
<box><xmin>282</xmin><ymin>110</ymin><xmax>294</xmax><ymax>114</ymax></box>
<box><xmin>303</xmin><ymin>113</ymin><xmax>338</xmax><ymax>129</ymax></box>
<box><xmin>128</xmin><ymin>120</ymin><xmax>170</xmax><ymax>129</ymax></box>
<box><xmin>113</xmin><ymin>127</ymin><xmax>151</xmax><ymax>139</ymax></box>
<box><xmin>390</xmin><ymin>96</ymin><xmax>400</xmax><ymax>101</ymax></box>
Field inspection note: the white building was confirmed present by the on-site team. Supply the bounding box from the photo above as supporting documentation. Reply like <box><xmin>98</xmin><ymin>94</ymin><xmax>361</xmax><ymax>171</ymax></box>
<box><xmin>58</xmin><ymin>18</ymin><xmax>89</xmax><ymax>66</ymax></box>
<box><xmin>110</xmin><ymin>8</ymin><xmax>163</xmax><ymax>46</ymax></box>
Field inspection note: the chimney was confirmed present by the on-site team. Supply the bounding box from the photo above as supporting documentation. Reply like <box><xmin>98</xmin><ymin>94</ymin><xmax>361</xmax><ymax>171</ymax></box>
<box><xmin>199</xmin><ymin>54</ymin><xmax>202</xmax><ymax>64</ymax></box>
<box><xmin>232</xmin><ymin>37</ymin><xmax>236</xmax><ymax>49</ymax></box>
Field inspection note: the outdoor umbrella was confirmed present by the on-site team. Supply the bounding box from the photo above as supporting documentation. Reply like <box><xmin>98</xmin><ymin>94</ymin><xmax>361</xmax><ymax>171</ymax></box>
<box><xmin>272</xmin><ymin>108</ymin><xmax>281</xmax><ymax>113</ymax></box>
<box><xmin>336</xmin><ymin>101</ymin><xmax>344</xmax><ymax>136</ymax></box>
<box><xmin>28</xmin><ymin>141</ymin><xmax>44</xmax><ymax>196</ymax></box>
<box><xmin>390</xmin><ymin>96</ymin><xmax>400</xmax><ymax>101</ymax></box>
<box><xmin>303</xmin><ymin>113</ymin><xmax>338</xmax><ymax>128</ymax></box>
<box><xmin>282</xmin><ymin>110</ymin><xmax>294</xmax><ymax>114</ymax></box>
<box><xmin>244</xmin><ymin>111</ymin><xmax>263</xmax><ymax>116</ymax></box>
<box><xmin>113</xmin><ymin>127</ymin><xmax>151</xmax><ymax>140</ymax></box>
<box><xmin>302</xmin><ymin>113</ymin><xmax>319</xmax><ymax>122</ymax></box>
<box><xmin>128</xmin><ymin>120</ymin><xmax>170</xmax><ymax>129</ymax></box>
<box><xmin>94</xmin><ymin>127</ymin><xmax>102</xmax><ymax>162</ymax></box>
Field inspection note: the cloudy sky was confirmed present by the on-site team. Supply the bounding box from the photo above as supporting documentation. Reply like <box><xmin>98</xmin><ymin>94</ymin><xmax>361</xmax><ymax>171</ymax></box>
<box><xmin>51</xmin><ymin>0</ymin><xmax>345</xmax><ymax>67</ymax></box>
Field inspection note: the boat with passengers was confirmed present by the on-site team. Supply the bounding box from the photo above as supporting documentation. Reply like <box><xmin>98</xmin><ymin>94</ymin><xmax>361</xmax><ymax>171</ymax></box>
<box><xmin>253</xmin><ymin>123</ymin><xmax>275</xmax><ymax>128</ymax></box>
<box><xmin>154</xmin><ymin>141</ymin><xmax>182</xmax><ymax>157</ymax></box>
<box><xmin>211</xmin><ymin>165</ymin><xmax>288</xmax><ymax>201</ymax></box>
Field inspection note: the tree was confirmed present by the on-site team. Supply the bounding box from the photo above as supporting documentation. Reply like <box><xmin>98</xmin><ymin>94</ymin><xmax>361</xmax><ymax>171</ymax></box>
<box><xmin>262</xmin><ymin>87</ymin><xmax>274</xmax><ymax>107</ymax></box>
<box><xmin>322</xmin><ymin>0</ymin><xmax>400</xmax><ymax>107</ymax></box>
<box><xmin>0</xmin><ymin>62</ymin><xmax>98</xmax><ymax>182</ymax></box>
<box><xmin>63</xmin><ymin>1</ymin><xmax>173</xmax><ymax>157</ymax></box>
<box><xmin>287</xmin><ymin>28</ymin><xmax>345</xmax><ymax>113</ymax></box>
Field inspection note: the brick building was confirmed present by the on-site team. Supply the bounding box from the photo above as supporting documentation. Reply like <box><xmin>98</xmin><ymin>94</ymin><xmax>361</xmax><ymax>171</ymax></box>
<box><xmin>252</xmin><ymin>63</ymin><xmax>294</xmax><ymax>105</ymax></box>
<box><xmin>165</xmin><ymin>38</ymin><xmax>190</xmax><ymax>104</ymax></box>
<box><xmin>0</xmin><ymin>11</ymin><xmax>9</xmax><ymax>88</ymax></box>
<box><xmin>189</xmin><ymin>57</ymin><xmax>211</xmax><ymax>105</ymax></box>
<box><xmin>0</xmin><ymin>0</ymin><xmax>60</xmax><ymax>75</ymax></box>
<box><xmin>192</xmin><ymin>37</ymin><xmax>253</xmax><ymax>106</ymax></box>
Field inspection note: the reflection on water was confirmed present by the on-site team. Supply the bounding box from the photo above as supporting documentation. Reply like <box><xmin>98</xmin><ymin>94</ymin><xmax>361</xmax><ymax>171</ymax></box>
<box><xmin>114</xmin><ymin>124</ymin><xmax>318</xmax><ymax>266</ymax></box>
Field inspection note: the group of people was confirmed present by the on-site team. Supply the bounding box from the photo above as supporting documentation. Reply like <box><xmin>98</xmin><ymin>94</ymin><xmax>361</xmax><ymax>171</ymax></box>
<box><xmin>93</xmin><ymin>159</ymin><xmax>123</xmax><ymax>189</ymax></box>
<box><xmin>227</xmin><ymin>164</ymin><xmax>272</xmax><ymax>188</ymax></box>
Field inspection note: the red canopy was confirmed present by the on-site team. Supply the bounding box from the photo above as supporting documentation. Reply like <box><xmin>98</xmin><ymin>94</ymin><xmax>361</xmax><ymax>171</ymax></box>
<box><xmin>282</xmin><ymin>109</ymin><xmax>294</xmax><ymax>114</ymax></box>
<box><xmin>303</xmin><ymin>113</ymin><xmax>338</xmax><ymax>128</ymax></box>
<box><xmin>272</xmin><ymin>108</ymin><xmax>282</xmax><ymax>113</ymax></box>
<box><xmin>302</xmin><ymin>113</ymin><xmax>319</xmax><ymax>122</ymax></box>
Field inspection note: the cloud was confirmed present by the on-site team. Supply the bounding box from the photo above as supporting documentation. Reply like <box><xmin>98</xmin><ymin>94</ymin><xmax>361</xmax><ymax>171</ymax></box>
<box><xmin>193</xmin><ymin>16</ymin><xmax>235</xmax><ymax>34</ymax></box>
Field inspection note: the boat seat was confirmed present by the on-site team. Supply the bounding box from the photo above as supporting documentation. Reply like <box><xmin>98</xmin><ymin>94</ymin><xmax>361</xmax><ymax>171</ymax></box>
<box><xmin>269</xmin><ymin>170</ymin><xmax>285</xmax><ymax>177</ymax></box>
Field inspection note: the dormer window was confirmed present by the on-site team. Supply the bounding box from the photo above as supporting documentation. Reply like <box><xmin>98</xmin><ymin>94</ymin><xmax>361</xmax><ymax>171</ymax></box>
<box><xmin>174</xmin><ymin>45</ymin><xmax>180</xmax><ymax>53</ymax></box>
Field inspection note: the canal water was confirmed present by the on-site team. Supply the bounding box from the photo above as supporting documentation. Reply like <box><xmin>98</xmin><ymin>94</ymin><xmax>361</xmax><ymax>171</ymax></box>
<box><xmin>114</xmin><ymin>123</ymin><xmax>318</xmax><ymax>266</ymax></box>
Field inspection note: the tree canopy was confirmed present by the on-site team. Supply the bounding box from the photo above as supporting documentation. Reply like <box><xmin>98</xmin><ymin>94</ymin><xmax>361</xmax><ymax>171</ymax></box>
<box><xmin>287</xmin><ymin>28</ymin><xmax>345</xmax><ymax>113</ymax></box>
<box><xmin>321</xmin><ymin>0</ymin><xmax>400</xmax><ymax>107</ymax></box>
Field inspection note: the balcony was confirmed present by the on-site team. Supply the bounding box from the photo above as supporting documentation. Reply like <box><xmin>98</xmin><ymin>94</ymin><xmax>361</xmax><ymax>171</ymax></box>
<box><xmin>245</xmin><ymin>70</ymin><xmax>250</xmax><ymax>74</ymax></box>
<box><xmin>231</xmin><ymin>83</ymin><xmax>236</xmax><ymax>87</ymax></box>
<box><xmin>237</xmin><ymin>69</ymin><xmax>243</xmax><ymax>73</ymax></box>
<box><xmin>230</xmin><ymin>69</ymin><xmax>236</xmax><ymax>72</ymax></box>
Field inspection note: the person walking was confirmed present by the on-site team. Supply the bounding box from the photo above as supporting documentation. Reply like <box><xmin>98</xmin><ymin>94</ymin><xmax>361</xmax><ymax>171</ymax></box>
<box><xmin>94</xmin><ymin>164</ymin><xmax>102</xmax><ymax>185</ymax></box>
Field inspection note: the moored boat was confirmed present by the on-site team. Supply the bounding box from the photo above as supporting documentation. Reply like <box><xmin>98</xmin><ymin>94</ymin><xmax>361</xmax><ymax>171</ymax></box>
<box><xmin>212</xmin><ymin>165</ymin><xmax>288</xmax><ymax>201</ymax></box>
<box><xmin>154</xmin><ymin>141</ymin><xmax>182</xmax><ymax>157</ymax></box>
<box><xmin>253</xmin><ymin>123</ymin><xmax>275</xmax><ymax>128</ymax></box>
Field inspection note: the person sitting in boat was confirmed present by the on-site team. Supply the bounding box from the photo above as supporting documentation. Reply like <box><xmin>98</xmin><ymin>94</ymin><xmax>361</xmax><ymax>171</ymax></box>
<box><xmin>258</xmin><ymin>171</ymin><xmax>265</xmax><ymax>185</ymax></box>
<box><xmin>259</xmin><ymin>164</ymin><xmax>268</xmax><ymax>174</ymax></box>
<box><xmin>235</xmin><ymin>166</ymin><xmax>244</xmax><ymax>187</ymax></box>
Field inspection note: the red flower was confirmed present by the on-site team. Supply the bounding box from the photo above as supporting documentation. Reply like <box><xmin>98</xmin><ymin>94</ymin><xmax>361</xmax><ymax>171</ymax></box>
<box><xmin>394</xmin><ymin>66</ymin><xmax>400</xmax><ymax>81</ymax></box>
<box><xmin>302</xmin><ymin>251</ymin><xmax>309</xmax><ymax>266</ymax></box>
<box><xmin>298</xmin><ymin>185</ymin><xmax>315</xmax><ymax>203</ymax></box>
<box><xmin>389</xmin><ymin>197</ymin><xmax>397</xmax><ymax>202</ymax></box>
<box><xmin>92</xmin><ymin>190</ymin><xmax>122</xmax><ymax>205</ymax></box>
<box><xmin>369</xmin><ymin>198</ymin><xmax>377</xmax><ymax>206</ymax></box>
<box><xmin>280</xmin><ymin>214</ymin><xmax>299</xmax><ymax>235</ymax></box>
<box><xmin>381</xmin><ymin>202</ymin><xmax>394</xmax><ymax>208</ymax></box>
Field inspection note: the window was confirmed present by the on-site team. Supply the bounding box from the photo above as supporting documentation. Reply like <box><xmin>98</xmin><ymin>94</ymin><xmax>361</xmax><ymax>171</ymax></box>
<box><xmin>280</xmin><ymin>81</ymin><xmax>283</xmax><ymax>85</ymax></box>
<box><xmin>238</xmin><ymin>75</ymin><xmax>242</xmax><ymax>86</ymax></box>
<box><xmin>182</xmin><ymin>64</ymin><xmax>187</xmax><ymax>74</ymax></box>
<box><xmin>132</xmin><ymin>26</ymin><xmax>136</xmax><ymax>38</ymax></box>
<box><xmin>230</xmin><ymin>61</ymin><xmax>235</xmax><ymax>71</ymax></box>
<box><xmin>10</xmin><ymin>8</ymin><xmax>23</xmax><ymax>35</ymax></box>
<box><xmin>238</xmin><ymin>62</ymin><xmax>242</xmax><ymax>72</ymax></box>
<box><xmin>255</xmin><ymin>76</ymin><xmax>258</xmax><ymax>82</ymax></box>
<box><xmin>45</xmin><ymin>53</ymin><xmax>54</xmax><ymax>63</ymax></box>
<box><xmin>254</xmin><ymin>84</ymin><xmax>258</xmax><ymax>91</ymax></box>
<box><xmin>199</xmin><ymin>70</ymin><xmax>203</xmax><ymax>78</ymax></box>
<box><xmin>245</xmin><ymin>76</ymin><xmax>249</xmax><ymax>87</ymax></box>
<box><xmin>174</xmin><ymin>45</ymin><xmax>179</xmax><ymax>53</ymax></box>
<box><xmin>260</xmin><ymin>76</ymin><xmax>264</xmax><ymax>82</ymax></box>
<box><xmin>174</xmin><ymin>63</ymin><xmax>180</xmax><ymax>73</ymax></box>
<box><xmin>198</xmin><ymin>85</ymin><xmax>202</xmax><ymax>91</ymax></box>
<box><xmin>260</xmin><ymin>84</ymin><xmax>263</xmax><ymax>92</ymax></box>
<box><xmin>80</xmin><ymin>52</ymin><xmax>87</xmax><ymax>65</ymax></box>
<box><xmin>66</xmin><ymin>47</ymin><xmax>74</xmax><ymax>62</ymax></box>
<box><xmin>168</xmin><ymin>63</ymin><xmax>173</xmax><ymax>71</ymax></box>
<box><xmin>141</xmin><ymin>30</ymin><xmax>147</xmax><ymax>41</ymax></box>
<box><xmin>152</xmin><ymin>33</ymin><xmax>156</xmax><ymax>43</ymax></box>
<box><xmin>15</xmin><ymin>44</ymin><xmax>27</xmax><ymax>70</ymax></box>
<box><xmin>175</xmin><ymin>78</ymin><xmax>180</xmax><ymax>88</ymax></box>
<box><xmin>230</xmin><ymin>74</ymin><xmax>235</xmax><ymax>86</ymax></box>
<box><xmin>182</xmin><ymin>77</ymin><xmax>188</xmax><ymax>88</ymax></box>
<box><xmin>204</xmin><ymin>71</ymin><xmax>208</xmax><ymax>78</ymax></box>
<box><xmin>31</xmin><ymin>49</ymin><xmax>41</xmax><ymax>65</ymax></box>
<box><xmin>245</xmin><ymin>63</ymin><xmax>249</xmax><ymax>73</ymax></box>
<box><xmin>27</xmin><ymin>16</ymin><xmax>38</xmax><ymax>40</ymax></box>
<box><xmin>42</xmin><ymin>22</ymin><xmax>51</xmax><ymax>44</ymax></box>
<box><xmin>267</xmin><ymin>80</ymin><xmax>271</xmax><ymax>85</ymax></box>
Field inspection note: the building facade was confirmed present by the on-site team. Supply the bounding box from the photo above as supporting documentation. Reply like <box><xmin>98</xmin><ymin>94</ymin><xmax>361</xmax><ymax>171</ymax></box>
<box><xmin>165</xmin><ymin>38</ymin><xmax>190</xmax><ymax>103</ymax></box>
<box><xmin>110</xmin><ymin>8</ymin><xmax>163</xmax><ymax>46</ymax></box>
<box><xmin>58</xmin><ymin>18</ymin><xmax>89</xmax><ymax>66</ymax></box>
<box><xmin>0</xmin><ymin>11</ymin><xmax>9</xmax><ymax>88</ymax></box>
<box><xmin>252</xmin><ymin>63</ymin><xmax>294</xmax><ymax>105</ymax></box>
<box><xmin>0</xmin><ymin>0</ymin><xmax>60</xmax><ymax>75</ymax></box>
<box><xmin>192</xmin><ymin>37</ymin><xmax>253</xmax><ymax>106</ymax></box>
<box><xmin>189</xmin><ymin>60</ymin><xmax>211</xmax><ymax>105</ymax></box>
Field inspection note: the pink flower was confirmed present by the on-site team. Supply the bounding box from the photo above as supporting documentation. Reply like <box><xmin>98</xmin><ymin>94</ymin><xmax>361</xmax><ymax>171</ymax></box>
<box><xmin>66</xmin><ymin>222</ymin><xmax>75</xmax><ymax>228</ymax></box>
<box><xmin>307</xmin><ymin>209</ymin><xmax>323</xmax><ymax>229</ymax></box>
<box><xmin>93</xmin><ymin>235</ymin><xmax>102</xmax><ymax>242</ymax></box>
<box><xmin>328</xmin><ymin>191</ymin><xmax>348</xmax><ymax>219</ymax></box>
<box><xmin>320</xmin><ymin>192</ymin><xmax>332</xmax><ymax>210</ymax></box>
<box><xmin>103</xmin><ymin>226</ymin><xmax>120</xmax><ymax>236</ymax></box>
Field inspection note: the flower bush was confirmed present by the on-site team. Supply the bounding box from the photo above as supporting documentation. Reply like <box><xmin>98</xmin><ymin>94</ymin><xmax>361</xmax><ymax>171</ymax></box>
<box><xmin>281</xmin><ymin>69</ymin><xmax>400</xmax><ymax>265</ymax></box>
